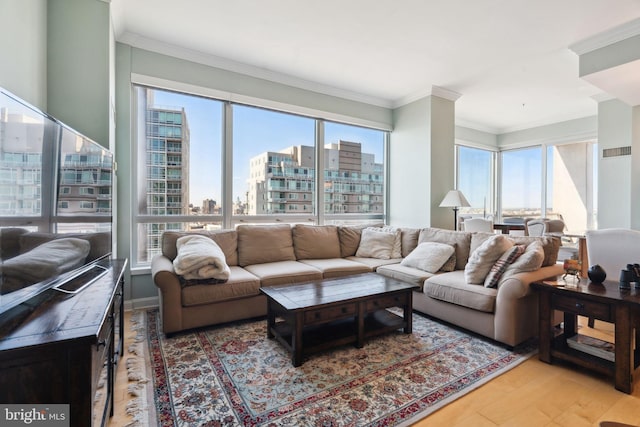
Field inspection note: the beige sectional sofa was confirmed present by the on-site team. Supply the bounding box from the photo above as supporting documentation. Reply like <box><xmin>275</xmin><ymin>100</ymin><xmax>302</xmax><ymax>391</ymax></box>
<box><xmin>151</xmin><ymin>223</ymin><xmax>563</xmax><ymax>346</ymax></box>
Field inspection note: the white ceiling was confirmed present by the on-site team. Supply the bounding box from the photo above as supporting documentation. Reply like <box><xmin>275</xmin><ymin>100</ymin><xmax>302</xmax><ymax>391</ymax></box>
<box><xmin>110</xmin><ymin>0</ymin><xmax>640</xmax><ymax>134</ymax></box>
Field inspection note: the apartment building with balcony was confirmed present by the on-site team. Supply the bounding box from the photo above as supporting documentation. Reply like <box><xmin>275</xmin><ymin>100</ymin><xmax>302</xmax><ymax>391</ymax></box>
<box><xmin>248</xmin><ymin>141</ymin><xmax>383</xmax><ymax>215</ymax></box>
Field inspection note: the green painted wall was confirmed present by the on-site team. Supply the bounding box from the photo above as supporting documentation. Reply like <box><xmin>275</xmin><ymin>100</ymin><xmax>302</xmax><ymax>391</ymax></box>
<box><xmin>47</xmin><ymin>0</ymin><xmax>111</xmax><ymax>147</ymax></box>
<box><xmin>0</xmin><ymin>0</ymin><xmax>47</xmax><ymax>108</ymax></box>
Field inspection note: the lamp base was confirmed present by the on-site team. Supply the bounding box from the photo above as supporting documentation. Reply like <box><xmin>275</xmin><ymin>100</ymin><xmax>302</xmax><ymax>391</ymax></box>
<box><xmin>453</xmin><ymin>207</ymin><xmax>459</xmax><ymax>231</ymax></box>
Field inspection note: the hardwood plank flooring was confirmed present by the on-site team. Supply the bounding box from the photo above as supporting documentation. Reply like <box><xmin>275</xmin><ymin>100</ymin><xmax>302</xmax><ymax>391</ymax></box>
<box><xmin>109</xmin><ymin>313</ymin><xmax>640</xmax><ymax>426</ymax></box>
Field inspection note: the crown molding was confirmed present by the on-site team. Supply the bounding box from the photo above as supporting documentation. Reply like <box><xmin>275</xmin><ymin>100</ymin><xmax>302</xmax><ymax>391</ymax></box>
<box><xmin>118</xmin><ymin>32</ymin><xmax>394</xmax><ymax>109</ymax></box>
<box><xmin>392</xmin><ymin>85</ymin><xmax>462</xmax><ymax>108</ymax></box>
<box><xmin>430</xmin><ymin>85</ymin><xmax>463</xmax><ymax>102</ymax></box>
<box><xmin>591</xmin><ymin>93</ymin><xmax>616</xmax><ymax>103</ymax></box>
<box><xmin>569</xmin><ymin>18</ymin><xmax>640</xmax><ymax>55</ymax></box>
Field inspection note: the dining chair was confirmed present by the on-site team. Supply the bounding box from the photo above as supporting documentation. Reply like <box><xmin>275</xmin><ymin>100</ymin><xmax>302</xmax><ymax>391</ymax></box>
<box><xmin>524</xmin><ymin>218</ymin><xmax>547</xmax><ymax>236</ymax></box>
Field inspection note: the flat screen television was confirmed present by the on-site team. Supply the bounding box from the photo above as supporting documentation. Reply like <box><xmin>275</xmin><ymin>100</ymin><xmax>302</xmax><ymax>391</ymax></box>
<box><xmin>0</xmin><ymin>87</ymin><xmax>114</xmax><ymax>316</ymax></box>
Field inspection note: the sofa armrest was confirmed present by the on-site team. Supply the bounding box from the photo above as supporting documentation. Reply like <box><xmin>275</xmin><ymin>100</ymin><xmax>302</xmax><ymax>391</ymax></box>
<box><xmin>494</xmin><ymin>263</ymin><xmax>564</xmax><ymax>346</ymax></box>
<box><xmin>496</xmin><ymin>264</ymin><xmax>564</xmax><ymax>301</ymax></box>
<box><xmin>151</xmin><ymin>254</ymin><xmax>183</xmax><ymax>334</ymax></box>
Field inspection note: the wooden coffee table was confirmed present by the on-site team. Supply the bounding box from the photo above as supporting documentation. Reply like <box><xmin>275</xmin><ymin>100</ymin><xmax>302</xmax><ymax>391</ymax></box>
<box><xmin>260</xmin><ymin>273</ymin><xmax>417</xmax><ymax>366</ymax></box>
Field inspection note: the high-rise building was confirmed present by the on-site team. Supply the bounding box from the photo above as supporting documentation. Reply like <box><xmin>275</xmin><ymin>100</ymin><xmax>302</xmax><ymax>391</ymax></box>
<box><xmin>247</xmin><ymin>140</ymin><xmax>383</xmax><ymax>215</ymax></box>
<box><xmin>140</xmin><ymin>96</ymin><xmax>190</xmax><ymax>261</ymax></box>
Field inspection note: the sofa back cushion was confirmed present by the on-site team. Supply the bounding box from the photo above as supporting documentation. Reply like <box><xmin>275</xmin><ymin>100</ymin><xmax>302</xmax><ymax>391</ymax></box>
<box><xmin>418</xmin><ymin>228</ymin><xmax>472</xmax><ymax>270</ymax></box>
<box><xmin>400</xmin><ymin>228</ymin><xmax>420</xmax><ymax>257</ymax></box>
<box><xmin>292</xmin><ymin>224</ymin><xmax>341</xmax><ymax>260</ymax></box>
<box><xmin>162</xmin><ymin>230</ymin><xmax>238</xmax><ymax>266</ymax></box>
<box><xmin>337</xmin><ymin>224</ymin><xmax>382</xmax><ymax>257</ymax></box>
<box><xmin>469</xmin><ymin>232</ymin><xmax>559</xmax><ymax>267</ymax></box>
<box><xmin>237</xmin><ymin>224</ymin><xmax>295</xmax><ymax>266</ymax></box>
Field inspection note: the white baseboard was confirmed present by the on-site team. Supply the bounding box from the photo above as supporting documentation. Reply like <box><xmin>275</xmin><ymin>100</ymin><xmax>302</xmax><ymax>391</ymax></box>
<box><xmin>125</xmin><ymin>296</ymin><xmax>159</xmax><ymax>312</ymax></box>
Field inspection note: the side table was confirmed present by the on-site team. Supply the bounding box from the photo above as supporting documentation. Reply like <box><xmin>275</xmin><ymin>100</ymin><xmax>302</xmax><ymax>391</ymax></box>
<box><xmin>531</xmin><ymin>279</ymin><xmax>640</xmax><ymax>394</ymax></box>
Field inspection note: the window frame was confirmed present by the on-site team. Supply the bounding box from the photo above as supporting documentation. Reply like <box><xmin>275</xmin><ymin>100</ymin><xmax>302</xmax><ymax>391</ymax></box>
<box><xmin>131</xmin><ymin>83</ymin><xmax>388</xmax><ymax>267</ymax></box>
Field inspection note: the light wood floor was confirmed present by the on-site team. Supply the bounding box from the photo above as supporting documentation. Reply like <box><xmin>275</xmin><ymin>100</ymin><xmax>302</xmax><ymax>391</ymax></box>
<box><xmin>109</xmin><ymin>312</ymin><xmax>640</xmax><ymax>427</ymax></box>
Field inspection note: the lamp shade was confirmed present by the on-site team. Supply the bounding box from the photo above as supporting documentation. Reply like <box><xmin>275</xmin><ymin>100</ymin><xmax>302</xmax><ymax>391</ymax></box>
<box><xmin>439</xmin><ymin>190</ymin><xmax>470</xmax><ymax>208</ymax></box>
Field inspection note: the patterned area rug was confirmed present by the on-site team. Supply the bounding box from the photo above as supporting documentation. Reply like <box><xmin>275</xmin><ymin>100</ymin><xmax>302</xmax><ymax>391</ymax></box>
<box><xmin>139</xmin><ymin>309</ymin><xmax>536</xmax><ymax>426</ymax></box>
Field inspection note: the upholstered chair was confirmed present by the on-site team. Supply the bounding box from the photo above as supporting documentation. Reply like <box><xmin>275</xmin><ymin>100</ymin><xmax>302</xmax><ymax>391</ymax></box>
<box><xmin>585</xmin><ymin>228</ymin><xmax>640</xmax><ymax>327</ymax></box>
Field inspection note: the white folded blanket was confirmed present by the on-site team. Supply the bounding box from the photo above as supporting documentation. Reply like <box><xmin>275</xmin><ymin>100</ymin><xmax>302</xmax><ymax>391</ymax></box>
<box><xmin>173</xmin><ymin>235</ymin><xmax>230</xmax><ymax>281</ymax></box>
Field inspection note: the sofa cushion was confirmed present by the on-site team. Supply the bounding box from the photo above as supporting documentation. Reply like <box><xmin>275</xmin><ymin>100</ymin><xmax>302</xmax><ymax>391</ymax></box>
<box><xmin>379</xmin><ymin>226</ymin><xmax>402</xmax><ymax>258</ymax></box>
<box><xmin>345</xmin><ymin>256</ymin><xmax>401</xmax><ymax>270</ymax></box>
<box><xmin>355</xmin><ymin>227</ymin><xmax>399</xmax><ymax>259</ymax></box>
<box><xmin>465</xmin><ymin>234</ymin><xmax>514</xmax><ymax>284</ymax></box>
<box><xmin>181</xmin><ymin>266</ymin><xmax>260</xmax><ymax>307</ymax></box>
<box><xmin>299</xmin><ymin>258</ymin><xmax>371</xmax><ymax>278</ymax></box>
<box><xmin>424</xmin><ymin>270</ymin><xmax>497</xmax><ymax>313</ymax></box>
<box><xmin>470</xmin><ymin>232</ymin><xmax>559</xmax><ymax>267</ymax></box>
<box><xmin>292</xmin><ymin>224</ymin><xmax>341</xmax><ymax>260</ymax></box>
<box><xmin>418</xmin><ymin>228</ymin><xmax>472</xmax><ymax>270</ymax></box>
<box><xmin>237</xmin><ymin>224</ymin><xmax>295</xmax><ymax>267</ymax></box>
<box><xmin>484</xmin><ymin>244</ymin><xmax>526</xmax><ymax>288</ymax></box>
<box><xmin>337</xmin><ymin>224</ymin><xmax>382</xmax><ymax>257</ymax></box>
<box><xmin>376</xmin><ymin>263</ymin><xmax>435</xmax><ymax>289</ymax></box>
<box><xmin>162</xmin><ymin>230</ymin><xmax>238</xmax><ymax>266</ymax></box>
<box><xmin>338</xmin><ymin>226</ymin><xmax>362</xmax><ymax>257</ymax></box>
<box><xmin>244</xmin><ymin>260</ymin><xmax>322</xmax><ymax>287</ymax></box>
<box><xmin>508</xmin><ymin>235</ymin><xmax>560</xmax><ymax>267</ymax></box>
<box><xmin>401</xmin><ymin>242</ymin><xmax>455</xmax><ymax>273</ymax></box>
<box><xmin>400</xmin><ymin>228</ymin><xmax>420</xmax><ymax>257</ymax></box>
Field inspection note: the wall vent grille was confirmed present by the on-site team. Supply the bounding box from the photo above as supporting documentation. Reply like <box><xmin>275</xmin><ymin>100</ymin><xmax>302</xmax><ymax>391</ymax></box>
<box><xmin>603</xmin><ymin>146</ymin><xmax>631</xmax><ymax>158</ymax></box>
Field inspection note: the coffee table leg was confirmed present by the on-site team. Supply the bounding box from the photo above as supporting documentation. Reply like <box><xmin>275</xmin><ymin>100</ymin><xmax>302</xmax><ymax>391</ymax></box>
<box><xmin>356</xmin><ymin>303</ymin><xmax>365</xmax><ymax>348</ymax></box>
<box><xmin>404</xmin><ymin>291</ymin><xmax>413</xmax><ymax>333</ymax></box>
<box><xmin>292</xmin><ymin>311</ymin><xmax>303</xmax><ymax>367</ymax></box>
<box><xmin>266</xmin><ymin>299</ymin><xmax>275</xmax><ymax>339</ymax></box>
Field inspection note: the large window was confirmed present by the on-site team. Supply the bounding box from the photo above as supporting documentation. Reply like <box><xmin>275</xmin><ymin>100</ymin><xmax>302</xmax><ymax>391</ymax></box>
<box><xmin>323</xmin><ymin>122</ymin><xmax>385</xmax><ymax>222</ymax></box>
<box><xmin>457</xmin><ymin>142</ymin><xmax>597</xmax><ymax>232</ymax></box>
<box><xmin>133</xmin><ymin>85</ymin><xmax>388</xmax><ymax>266</ymax></box>
<box><xmin>500</xmin><ymin>147</ymin><xmax>543</xmax><ymax>221</ymax></box>
<box><xmin>457</xmin><ymin>146</ymin><xmax>495</xmax><ymax>217</ymax></box>
<box><xmin>134</xmin><ymin>87</ymin><xmax>223</xmax><ymax>264</ymax></box>
<box><xmin>233</xmin><ymin>105</ymin><xmax>315</xmax><ymax>216</ymax></box>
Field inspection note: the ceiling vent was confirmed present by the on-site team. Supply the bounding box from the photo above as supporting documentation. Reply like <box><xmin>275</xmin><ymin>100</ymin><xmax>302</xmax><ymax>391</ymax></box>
<box><xmin>603</xmin><ymin>146</ymin><xmax>631</xmax><ymax>158</ymax></box>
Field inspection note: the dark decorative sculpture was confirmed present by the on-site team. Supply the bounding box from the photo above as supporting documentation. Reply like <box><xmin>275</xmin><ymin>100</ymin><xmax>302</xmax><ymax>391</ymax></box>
<box><xmin>587</xmin><ymin>264</ymin><xmax>606</xmax><ymax>283</ymax></box>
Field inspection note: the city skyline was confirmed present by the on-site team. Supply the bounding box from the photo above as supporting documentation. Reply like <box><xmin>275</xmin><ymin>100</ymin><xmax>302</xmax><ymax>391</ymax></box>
<box><xmin>151</xmin><ymin>89</ymin><xmax>384</xmax><ymax>208</ymax></box>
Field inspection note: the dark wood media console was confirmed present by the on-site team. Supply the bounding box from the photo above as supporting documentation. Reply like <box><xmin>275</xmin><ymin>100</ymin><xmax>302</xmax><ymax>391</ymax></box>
<box><xmin>0</xmin><ymin>259</ymin><xmax>127</xmax><ymax>426</ymax></box>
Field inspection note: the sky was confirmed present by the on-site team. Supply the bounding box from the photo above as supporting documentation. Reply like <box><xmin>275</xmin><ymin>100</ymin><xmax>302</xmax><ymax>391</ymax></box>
<box><xmin>151</xmin><ymin>89</ymin><xmax>384</xmax><ymax>205</ymax></box>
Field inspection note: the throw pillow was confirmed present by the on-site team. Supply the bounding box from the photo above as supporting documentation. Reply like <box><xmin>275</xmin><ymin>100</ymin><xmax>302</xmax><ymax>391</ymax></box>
<box><xmin>400</xmin><ymin>242</ymin><xmax>456</xmax><ymax>273</ymax></box>
<box><xmin>355</xmin><ymin>227</ymin><xmax>397</xmax><ymax>259</ymax></box>
<box><xmin>484</xmin><ymin>244</ymin><xmax>526</xmax><ymax>288</ymax></box>
<box><xmin>500</xmin><ymin>240</ymin><xmax>545</xmax><ymax>281</ymax></box>
<box><xmin>464</xmin><ymin>234</ymin><xmax>514</xmax><ymax>284</ymax></box>
<box><xmin>365</xmin><ymin>226</ymin><xmax>402</xmax><ymax>258</ymax></box>
<box><xmin>439</xmin><ymin>250</ymin><xmax>457</xmax><ymax>272</ymax></box>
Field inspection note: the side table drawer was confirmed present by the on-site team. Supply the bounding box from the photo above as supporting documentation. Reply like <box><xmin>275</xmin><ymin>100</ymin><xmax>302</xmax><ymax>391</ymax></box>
<box><xmin>552</xmin><ymin>294</ymin><xmax>611</xmax><ymax>321</ymax></box>
<box><xmin>304</xmin><ymin>303</ymin><xmax>356</xmax><ymax>324</ymax></box>
<box><xmin>365</xmin><ymin>293</ymin><xmax>408</xmax><ymax>312</ymax></box>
